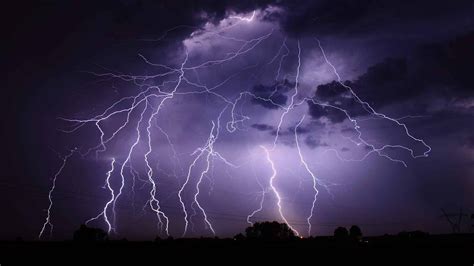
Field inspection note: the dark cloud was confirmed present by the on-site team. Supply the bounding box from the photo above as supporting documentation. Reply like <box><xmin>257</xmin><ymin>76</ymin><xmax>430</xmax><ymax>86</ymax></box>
<box><xmin>409</xmin><ymin>110</ymin><xmax>474</xmax><ymax>140</ymax></box>
<box><xmin>288</xmin><ymin>125</ymin><xmax>311</xmax><ymax>135</ymax></box>
<box><xmin>315</xmin><ymin>81</ymin><xmax>349</xmax><ymax>99</ymax></box>
<box><xmin>105</xmin><ymin>0</ymin><xmax>274</xmax><ymax>35</ymax></box>
<box><xmin>341</xmin><ymin>147</ymin><xmax>350</xmax><ymax>152</ymax></box>
<box><xmin>307</xmin><ymin>101</ymin><xmax>347</xmax><ymax>123</ymax></box>
<box><xmin>273</xmin><ymin>0</ymin><xmax>474</xmax><ymax>38</ymax></box>
<box><xmin>308</xmin><ymin>32</ymin><xmax>474</xmax><ymax>122</ymax></box>
<box><xmin>268</xmin><ymin>123</ymin><xmax>313</xmax><ymax>137</ymax></box>
<box><xmin>251</xmin><ymin>123</ymin><xmax>274</xmax><ymax>131</ymax></box>
<box><xmin>354</xmin><ymin>34</ymin><xmax>474</xmax><ymax>109</ymax></box>
<box><xmin>358</xmin><ymin>33</ymin><xmax>474</xmax><ymax>106</ymax></box>
<box><xmin>251</xmin><ymin>79</ymin><xmax>294</xmax><ymax>109</ymax></box>
<box><xmin>3</xmin><ymin>0</ymin><xmax>474</xmax><ymax>240</ymax></box>
<box><xmin>304</xmin><ymin>135</ymin><xmax>328</xmax><ymax>149</ymax></box>
<box><xmin>465</xmin><ymin>135</ymin><xmax>474</xmax><ymax>149</ymax></box>
<box><xmin>308</xmin><ymin>80</ymin><xmax>367</xmax><ymax>123</ymax></box>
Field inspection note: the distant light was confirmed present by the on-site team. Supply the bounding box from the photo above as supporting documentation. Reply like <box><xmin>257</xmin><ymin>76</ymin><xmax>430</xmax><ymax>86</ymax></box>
<box><xmin>230</xmin><ymin>11</ymin><xmax>256</xmax><ymax>22</ymax></box>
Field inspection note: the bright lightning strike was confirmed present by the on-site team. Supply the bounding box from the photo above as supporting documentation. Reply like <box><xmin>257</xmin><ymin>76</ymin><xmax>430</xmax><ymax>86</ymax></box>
<box><xmin>85</xmin><ymin>157</ymin><xmax>116</xmax><ymax>234</ymax></box>
<box><xmin>38</xmin><ymin>148</ymin><xmax>76</xmax><ymax>239</ymax></box>
<box><xmin>294</xmin><ymin>115</ymin><xmax>319</xmax><ymax>237</ymax></box>
<box><xmin>260</xmin><ymin>145</ymin><xmax>300</xmax><ymax>236</ymax></box>
<box><xmin>39</xmin><ymin>9</ymin><xmax>431</xmax><ymax>239</ymax></box>
<box><xmin>230</xmin><ymin>11</ymin><xmax>256</xmax><ymax>22</ymax></box>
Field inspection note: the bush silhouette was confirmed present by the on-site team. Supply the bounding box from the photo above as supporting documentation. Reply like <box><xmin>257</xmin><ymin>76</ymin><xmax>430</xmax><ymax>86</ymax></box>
<box><xmin>245</xmin><ymin>221</ymin><xmax>297</xmax><ymax>240</ymax></box>
<box><xmin>349</xmin><ymin>225</ymin><xmax>362</xmax><ymax>241</ymax></box>
<box><xmin>73</xmin><ymin>224</ymin><xmax>108</xmax><ymax>242</ymax></box>
<box><xmin>233</xmin><ymin>233</ymin><xmax>245</xmax><ymax>241</ymax></box>
<box><xmin>334</xmin><ymin>226</ymin><xmax>349</xmax><ymax>241</ymax></box>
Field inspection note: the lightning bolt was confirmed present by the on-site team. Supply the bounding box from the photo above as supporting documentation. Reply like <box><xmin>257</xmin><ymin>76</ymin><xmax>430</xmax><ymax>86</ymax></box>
<box><xmin>179</xmin><ymin>107</ymin><xmax>237</xmax><ymax>236</ymax></box>
<box><xmin>85</xmin><ymin>157</ymin><xmax>116</xmax><ymax>233</ymax></box>
<box><xmin>272</xmin><ymin>40</ymin><xmax>302</xmax><ymax>148</ymax></box>
<box><xmin>246</xmin><ymin>161</ymin><xmax>266</xmax><ymax>225</ymax></box>
<box><xmin>38</xmin><ymin>148</ymin><xmax>75</xmax><ymax>239</ymax></box>
<box><xmin>178</xmin><ymin>121</ymin><xmax>217</xmax><ymax>237</ymax></box>
<box><xmin>294</xmin><ymin>115</ymin><xmax>319</xmax><ymax>237</ymax></box>
<box><xmin>230</xmin><ymin>11</ymin><xmax>256</xmax><ymax>22</ymax></box>
<box><xmin>260</xmin><ymin>145</ymin><xmax>300</xmax><ymax>236</ymax></box>
<box><xmin>245</xmin><ymin>40</ymin><xmax>303</xmax><ymax>235</ymax></box>
<box><xmin>315</xmin><ymin>38</ymin><xmax>432</xmax><ymax>165</ymax></box>
<box><xmin>39</xmin><ymin>9</ymin><xmax>432</xmax><ymax>239</ymax></box>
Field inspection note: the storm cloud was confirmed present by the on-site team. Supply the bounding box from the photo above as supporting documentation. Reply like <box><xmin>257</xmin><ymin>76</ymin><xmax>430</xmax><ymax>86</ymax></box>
<box><xmin>2</xmin><ymin>0</ymin><xmax>473</xmax><ymax>240</ymax></box>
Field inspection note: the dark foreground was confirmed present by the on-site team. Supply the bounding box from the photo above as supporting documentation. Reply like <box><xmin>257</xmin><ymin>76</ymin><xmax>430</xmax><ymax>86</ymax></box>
<box><xmin>1</xmin><ymin>234</ymin><xmax>473</xmax><ymax>263</ymax></box>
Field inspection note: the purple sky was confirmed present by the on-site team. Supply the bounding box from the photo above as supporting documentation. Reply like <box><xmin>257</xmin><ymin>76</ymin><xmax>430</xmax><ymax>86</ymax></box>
<box><xmin>2</xmin><ymin>0</ymin><xmax>474</xmax><ymax>240</ymax></box>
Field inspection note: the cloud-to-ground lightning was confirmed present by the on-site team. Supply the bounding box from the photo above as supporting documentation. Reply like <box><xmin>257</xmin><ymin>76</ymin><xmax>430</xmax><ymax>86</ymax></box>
<box><xmin>39</xmin><ymin>148</ymin><xmax>76</xmax><ymax>239</ymax></box>
<box><xmin>260</xmin><ymin>145</ymin><xmax>300</xmax><ymax>236</ymax></box>
<box><xmin>294</xmin><ymin>115</ymin><xmax>319</xmax><ymax>237</ymax></box>
<box><xmin>246</xmin><ymin>161</ymin><xmax>266</xmax><ymax>226</ymax></box>
<box><xmin>85</xmin><ymin>158</ymin><xmax>116</xmax><ymax>233</ymax></box>
<box><xmin>39</xmin><ymin>9</ymin><xmax>432</xmax><ymax>239</ymax></box>
<box><xmin>179</xmin><ymin>107</ymin><xmax>238</xmax><ymax>236</ymax></box>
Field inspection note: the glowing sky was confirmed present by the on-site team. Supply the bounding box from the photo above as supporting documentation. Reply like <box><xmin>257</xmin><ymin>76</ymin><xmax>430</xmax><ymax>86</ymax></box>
<box><xmin>2</xmin><ymin>0</ymin><xmax>473</xmax><ymax>240</ymax></box>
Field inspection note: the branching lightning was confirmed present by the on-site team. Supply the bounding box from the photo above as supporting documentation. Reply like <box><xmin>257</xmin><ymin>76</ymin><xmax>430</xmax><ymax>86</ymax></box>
<box><xmin>39</xmin><ymin>9</ymin><xmax>431</xmax><ymax>239</ymax></box>
<box><xmin>85</xmin><ymin>157</ymin><xmax>116</xmax><ymax>233</ymax></box>
<box><xmin>315</xmin><ymin>38</ymin><xmax>431</xmax><ymax>166</ymax></box>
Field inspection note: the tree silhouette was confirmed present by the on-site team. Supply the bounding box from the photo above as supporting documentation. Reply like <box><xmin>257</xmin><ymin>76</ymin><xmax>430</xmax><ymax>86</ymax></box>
<box><xmin>245</xmin><ymin>221</ymin><xmax>297</xmax><ymax>240</ymax></box>
<box><xmin>73</xmin><ymin>224</ymin><xmax>108</xmax><ymax>242</ymax></box>
<box><xmin>349</xmin><ymin>225</ymin><xmax>362</xmax><ymax>241</ymax></box>
<box><xmin>334</xmin><ymin>226</ymin><xmax>349</xmax><ymax>241</ymax></box>
<box><xmin>233</xmin><ymin>233</ymin><xmax>245</xmax><ymax>241</ymax></box>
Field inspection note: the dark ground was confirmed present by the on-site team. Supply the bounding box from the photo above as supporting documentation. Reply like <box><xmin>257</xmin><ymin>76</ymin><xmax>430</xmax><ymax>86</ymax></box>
<box><xmin>0</xmin><ymin>234</ymin><xmax>473</xmax><ymax>264</ymax></box>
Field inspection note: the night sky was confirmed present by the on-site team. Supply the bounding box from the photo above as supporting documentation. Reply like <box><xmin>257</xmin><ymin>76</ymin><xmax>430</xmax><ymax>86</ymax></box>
<box><xmin>2</xmin><ymin>0</ymin><xmax>473</xmax><ymax>240</ymax></box>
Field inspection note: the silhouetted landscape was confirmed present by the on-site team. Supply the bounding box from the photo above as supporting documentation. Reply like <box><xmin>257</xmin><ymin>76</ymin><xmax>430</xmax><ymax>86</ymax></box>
<box><xmin>3</xmin><ymin>1</ymin><xmax>474</xmax><ymax>263</ymax></box>
<box><xmin>2</xmin><ymin>222</ymin><xmax>474</xmax><ymax>250</ymax></box>
<box><xmin>2</xmin><ymin>223</ymin><xmax>474</xmax><ymax>264</ymax></box>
